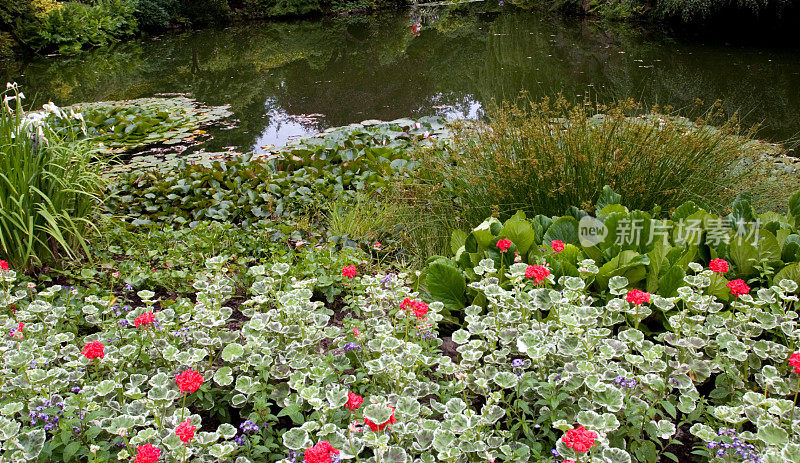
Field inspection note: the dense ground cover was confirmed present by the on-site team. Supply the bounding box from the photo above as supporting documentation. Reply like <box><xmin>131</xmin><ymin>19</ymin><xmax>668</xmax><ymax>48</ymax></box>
<box><xmin>2</xmin><ymin>89</ymin><xmax>800</xmax><ymax>463</ymax></box>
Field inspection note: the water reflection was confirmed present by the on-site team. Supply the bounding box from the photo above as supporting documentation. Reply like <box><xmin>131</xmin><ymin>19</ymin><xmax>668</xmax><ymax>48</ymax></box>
<box><xmin>3</xmin><ymin>3</ymin><xmax>799</xmax><ymax>151</ymax></box>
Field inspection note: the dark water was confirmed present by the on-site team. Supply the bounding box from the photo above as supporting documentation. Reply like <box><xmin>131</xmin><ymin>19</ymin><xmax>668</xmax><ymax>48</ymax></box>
<box><xmin>3</xmin><ymin>4</ymin><xmax>800</xmax><ymax>152</ymax></box>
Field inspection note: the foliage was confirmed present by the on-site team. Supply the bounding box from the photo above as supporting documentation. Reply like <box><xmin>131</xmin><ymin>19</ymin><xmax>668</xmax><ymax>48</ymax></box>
<box><xmin>654</xmin><ymin>0</ymin><xmax>794</xmax><ymax>20</ymax></box>
<box><xmin>3</xmin><ymin>0</ymin><xmax>139</xmax><ymax>55</ymax></box>
<box><xmin>0</xmin><ymin>84</ymin><xmax>105</xmax><ymax>271</ymax></box>
<box><xmin>179</xmin><ymin>0</ymin><xmax>232</xmax><ymax>27</ymax></box>
<box><xmin>425</xmin><ymin>186</ymin><xmax>800</xmax><ymax>315</ymax></box>
<box><xmin>105</xmin><ymin>117</ymin><xmax>447</xmax><ymax>226</ymax></box>
<box><xmin>398</xmin><ymin>97</ymin><xmax>770</xmax><ymax>256</ymax></box>
<box><xmin>61</xmin><ymin>219</ymin><xmax>368</xmax><ymax>301</ymax></box>
<box><xmin>133</xmin><ymin>0</ymin><xmax>181</xmax><ymax>31</ymax></box>
<box><xmin>1</xmin><ymin>247</ymin><xmax>799</xmax><ymax>461</ymax></box>
<box><xmin>42</xmin><ymin>97</ymin><xmax>233</xmax><ymax>157</ymax></box>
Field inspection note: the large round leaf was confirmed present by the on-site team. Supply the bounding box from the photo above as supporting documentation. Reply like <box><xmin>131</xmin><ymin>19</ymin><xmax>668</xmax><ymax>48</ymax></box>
<box><xmin>426</xmin><ymin>258</ymin><xmax>466</xmax><ymax>313</ymax></box>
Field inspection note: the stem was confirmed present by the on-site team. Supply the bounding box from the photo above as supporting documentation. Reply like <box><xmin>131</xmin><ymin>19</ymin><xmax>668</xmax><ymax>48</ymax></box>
<box><xmin>790</xmin><ymin>375</ymin><xmax>800</xmax><ymax>426</ymax></box>
<box><xmin>180</xmin><ymin>393</ymin><xmax>187</xmax><ymax>423</ymax></box>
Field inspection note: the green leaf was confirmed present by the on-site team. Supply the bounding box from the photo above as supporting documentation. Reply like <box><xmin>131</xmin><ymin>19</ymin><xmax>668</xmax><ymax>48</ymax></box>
<box><xmin>282</xmin><ymin>428</ymin><xmax>311</xmax><ymax>450</ymax></box>
<box><xmin>775</xmin><ymin>262</ymin><xmax>800</xmax><ymax>286</ymax></box>
<box><xmin>326</xmin><ymin>389</ymin><xmax>348</xmax><ymax>409</ymax></box>
<box><xmin>221</xmin><ymin>343</ymin><xmax>244</xmax><ymax>362</ymax></box>
<box><xmin>596</xmin><ymin>250</ymin><xmax>648</xmax><ymax>290</ymax></box>
<box><xmin>595</xmin><ymin>185</ymin><xmax>622</xmax><ymax>213</ymax></box>
<box><xmin>543</xmin><ymin>216</ymin><xmax>580</xmax><ymax>246</ymax></box>
<box><xmin>657</xmin><ymin>266</ymin><xmax>685</xmax><ymax>297</ymax></box>
<box><xmin>501</xmin><ymin>214</ymin><xmax>536</xmax><ymax>254</ymax></box>
<box><xmin>757</xmin><ymin>423</ymin><xmax>788</xmax><ymax>446</ymax></box>
<box><xmin>450</xmin><ymin>230</ymin><xmax>468</xmax><ymax>256</ymax></box>
<box><xmin>426</xmin><ymin>258</ymin><xmax>466</xmax><ymax>312</ymax></box>
<box><xmin>493</xmin><ymin>371</ymin><xmax>519</xmax><ymax>389</ymax></box>
<box><xmin>363</xmin><ymin>404</ymin><xmax>393</xmax><ymax>426</ymax></box>
<box><xmin>646</xmin><ymin>239</ymin><xmax>671</xmax><ymax>293</ymax></box>
<box><xmin>20</xmin><ymin>428</ymin><xmax>45</xmax><ymax>460</ymax></box>
<box><xmin>63</xmin><ymin>441</ymin><xmax>80</xmax><ymax>462</ymax></box>
<box><xmin>728</xmin><ymin>236</ymin><xmax>759</xmax><ymax>276</ymax></box>
<box><xmin>602</xmin><ymin>447</ymin><xmax>632</xmax><ymax>463</ymax></box>
<box><xmin>789</xmin><ymin>191</ymin><xmax>800</xmax><ymax>227</ymax></box>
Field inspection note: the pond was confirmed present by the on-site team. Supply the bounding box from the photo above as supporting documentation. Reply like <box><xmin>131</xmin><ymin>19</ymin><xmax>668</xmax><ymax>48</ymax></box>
<box><xmin>3</xmin><ymin>3</ymin><xmax>800</xmax><ymax>153</ymax></box>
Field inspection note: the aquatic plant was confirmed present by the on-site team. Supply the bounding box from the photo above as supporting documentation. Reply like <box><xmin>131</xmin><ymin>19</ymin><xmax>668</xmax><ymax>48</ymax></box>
<box><xmin>43</xmin><ymin>97</ymin><xmax>233</xmax><ymax>156</ymax></box>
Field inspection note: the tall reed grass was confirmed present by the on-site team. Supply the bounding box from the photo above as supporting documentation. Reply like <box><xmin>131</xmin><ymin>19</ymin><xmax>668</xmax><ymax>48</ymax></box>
<box><xmin>0</xmin><ymin>83</ymin><xmax>105</xmax><ymax>271</ymax></box>
<box><xmin>394</xmin><ymin>96</ymin><xmax>770</xmax><ymax>259</ymax></box>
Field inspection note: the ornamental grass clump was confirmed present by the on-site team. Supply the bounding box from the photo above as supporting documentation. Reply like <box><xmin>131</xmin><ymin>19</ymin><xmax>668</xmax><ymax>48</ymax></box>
<box><xmin>0</xmin><ymin>83</ymin><xmax>105</xmax><ymax>271</ymax></box>
<box><xmin>400</xmin><ymin>96</ymin><xmax>766</xmax><ymax>252</ymax></box>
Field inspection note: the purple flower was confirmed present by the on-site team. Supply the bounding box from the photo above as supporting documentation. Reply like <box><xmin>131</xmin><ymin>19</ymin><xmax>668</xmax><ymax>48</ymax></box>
<box><xmin>344</xmin><ymin>342</ymin><xmax>362</xmax><ymax>352</ymax></box>
<box><xmin>511</xmin><ymin>359</ymin><xmax>524</xmax><ymax>368</ymax></box>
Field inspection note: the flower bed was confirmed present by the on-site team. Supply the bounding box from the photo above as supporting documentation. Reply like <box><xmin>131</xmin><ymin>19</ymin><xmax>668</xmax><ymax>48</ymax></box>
<box><xmin>1</xmin><ymin>248</ymin><xmax>799</xmax><ymax>462</ymax></box>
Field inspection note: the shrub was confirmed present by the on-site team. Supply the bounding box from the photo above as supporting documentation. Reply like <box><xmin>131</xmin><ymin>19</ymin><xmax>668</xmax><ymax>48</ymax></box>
<box><xmin>134</xmin><ymin>0</ymin><xmax>181</xmax><ymax>31</ymax></box>
<box><xmin>180</xmin><ymin>0</ymin><xmax>232</xmax><ymax>26</ymax></box>
<box><xmin>0</xmin><ymin>84</ymin><xmax>105</xmax><ymax>271</ymax></box>
<box><xmin>29</xmin><ymin>0</ymin><xmax>139</xmax><ymax>55</ymax></box>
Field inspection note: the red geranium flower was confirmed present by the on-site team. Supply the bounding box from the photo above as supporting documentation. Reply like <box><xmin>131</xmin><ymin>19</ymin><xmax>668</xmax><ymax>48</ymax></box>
<box><xmin>175</xmin><ymin>419</ymin><xmax>196</xmax><ymax>445</ymax></box>
<box><xmin>496</xmin><ymin>239</ymin><xmax>512</xmax><ymax>253</ymax></box>
<box><xmin>134</xmin><ymin>311</ymin><xmax>155</xmax><ymax>328</ymax></box>
<box><xmin>551</xmin><ymin>240</ymin><xmax>565</xmax><ymax>253</ymax></box>
<box><xmin>727</xmin><ymin>279</ymin><xmax>750</xmax><ymax>297</ymax></box>
<box><xmin>525</xmin><ymin>265</ymin><xmax>550</xmax><ymax>284</ymax></box>
<box><xmin>133</xmin><ymin>443</ymin><xmax>161</xmax><ymax>463</ymax></box>
<box><xmin>345</xmin><ymin>393</ymin><xmax>364</xmax><ymax>410</ymax></box>
<box><xmin>82</xmin><ymin>341</ymin><xmax>105</xmax><ymax>360</ymax></box>
<box><xmin>626</xmin><ymin>289</ymin><xmax>651</xmax><ymax>306</ymax></box>
<box><xmin>364</xmin><ymin>406</ymin><xmax>396</xmax><ymax>432</ymax></box>
<box><xmin>341</xmin><ymin>265</ymin><xmax>357</xmax><ymax>279</ymax></box>
<box><xmin>709</xmin><ymin>258</ymin><xmax>729</xmax><ymax>273</ymax></box>
<box><xmin>789</xmin><ymin>352</ymin><xmax>800</xmax><ymax>375</ymax></box>
<box><xmin>562</xmin><ymin>425</ymin><xmax>597</xmax><ymax>453</ymax></box>
<box><xmin>412</xmin><ymin>301</ymin><xmax>429</xmax><ymax>320</ymax></box>
<box><xmin>304</xmin><ymin>441</ymin><xmax>339</xmax><ymax>463</ymax></box>
<box><xmin>175</xmin><ymin>369</ymin><xmax>203</xmax><ymax>393</ymax></box>
<box><xmin>0</xmin><ymin>260</ymin><xmax>8</xmax><ymax>271</ymax></box>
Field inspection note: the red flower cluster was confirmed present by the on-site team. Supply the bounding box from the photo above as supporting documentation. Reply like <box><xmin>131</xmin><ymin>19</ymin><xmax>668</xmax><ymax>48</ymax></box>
<box><xmin>626</xmin><ymin>289</ymin><xmax>651</xmax><ymax>306</ymax></box>
<box><xmin>525</xmin><ymin>265</ymin><xmax>550</xmax><ymax>284</ymax></box>
<box><xmin>82</xmin><ymin>341</ymin><xmax>105</xmax><ymax>360</ymax></box>
<box><xmin>133</xmin><ymin>444</ymin><xmax>161</xmax><ymax>463</ymax></box>
<box><xmin>176</xmin><ymin>369</ymin><xmax>203</xmax><ymax>393</ymax></box>
<box><xmin>341</xmin><ymin>265</ymin><xmax>357</xmax><ymax>279</ymax></box>
<box><xmin>345</xmin><ymin>393</ymin><xmax>363</xmax><ymax>410</ymax></box>
<box><xmin>789</xmin><ymin>352</ymin><xmax>800</xmax><ymax>375</ymax></box>
<box><xmin>364</xmin><ymin>406</ymin><xmax>396</xmax><ymax>432</ymax></box>
<box><xmin>727</xmin><ymin>279</ymin><xmax>750</xmax><ymax>297</ymax></box>
<box><xmin>496</xmin><ymin>239</ymin><xmax>512</xmax><ymax>253</ymax></box>
<box><xmin>304</xmin><ymin>441</ymin><xmax>339</xmax><ymax>463</ymax></box>
<box><xmin>134</xmin><ymin>311</ymin><xmax>155</xmax><ymax>328</ymax></box>
<box><xmin>709</xmin><ymin>258</ymin><xmax>729</xmax><ymax>273</ymax></box>
<box><xmin>0</xmin><ymin>260</ymin><xmax>8</xmax><ymax>271</ymax></box>
<box><xmin>551</xmin><ymin>240</ymin><xmax>565</xmax><ymax>253</ymax></box>
<box><xmin>400</xmin><ymin>298</ymin><xmax>429</xmax><ymax>320</ymax></box>
<box><xmin>562</xmin><ymin>425</ymin><xmax>597</xmax><ymax>453</ymax></box>
<box><xmin>175</xmin><ymin>419</ymin><xmax>196</xmax><ymax>444</ymax></box>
